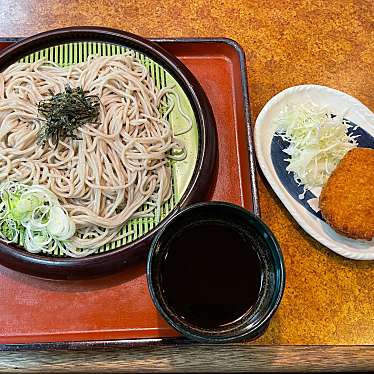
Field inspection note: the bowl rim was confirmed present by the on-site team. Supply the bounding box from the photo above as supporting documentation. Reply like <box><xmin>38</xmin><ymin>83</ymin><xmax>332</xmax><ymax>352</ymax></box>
<box><xmin>146</xmin><ymin>201</ymin><xmax>286</xmax><ymax>343</ymax></box>
<box><xmin>0</xmin><ymin>26</ymin><xmax>218</xmax><ymax>279</ymax></box>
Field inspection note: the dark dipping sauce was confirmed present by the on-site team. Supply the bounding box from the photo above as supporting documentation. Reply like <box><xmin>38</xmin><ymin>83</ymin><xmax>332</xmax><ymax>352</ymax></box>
<box><xmin>160</xmin><ymin>222</ymin><xmax>262</xmax><ymax>329</ymax></box>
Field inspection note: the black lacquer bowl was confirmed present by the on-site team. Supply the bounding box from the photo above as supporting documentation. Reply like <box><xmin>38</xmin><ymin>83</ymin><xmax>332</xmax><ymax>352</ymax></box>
<box><xmin>0</xmin><ymin>27</ymin><xmax>217</xmax><ymax>279</ymax></box>
<box><xmin>147</xmin><ymin>202</ymin><xmax>285</xmax><ymax>343</ymax></box>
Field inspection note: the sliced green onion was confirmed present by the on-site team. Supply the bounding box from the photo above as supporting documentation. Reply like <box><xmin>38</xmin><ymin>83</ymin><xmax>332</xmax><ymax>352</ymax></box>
<box><xmin>0</xmin><ymin>181</ymin><xmax>77</xmax><ymax>254</ymax></box>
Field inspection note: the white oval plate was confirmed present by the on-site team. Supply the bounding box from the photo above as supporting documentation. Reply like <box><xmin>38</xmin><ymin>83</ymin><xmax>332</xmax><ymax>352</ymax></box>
<box><xmin>254</xmin><ymin>84</ymin><xmax>374</xmax><ymax>260</ymax></box>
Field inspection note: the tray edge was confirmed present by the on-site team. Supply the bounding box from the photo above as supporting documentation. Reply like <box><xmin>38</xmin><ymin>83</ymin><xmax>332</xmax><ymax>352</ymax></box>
<box><xmin>0</xmin><ymin>35</ymin><xmax>259</xmax><ymax>350</ymax></box>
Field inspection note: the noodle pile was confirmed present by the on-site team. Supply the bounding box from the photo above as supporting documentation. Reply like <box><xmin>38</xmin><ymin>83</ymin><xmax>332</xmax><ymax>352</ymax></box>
<box><xmin>0</xmin><ymin>51</ymin><xmax>190</xmax><ymax>256</ymax></box>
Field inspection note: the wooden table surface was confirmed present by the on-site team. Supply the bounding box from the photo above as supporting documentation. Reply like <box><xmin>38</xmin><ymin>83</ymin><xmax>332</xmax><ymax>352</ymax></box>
<box><xmin>0</xmin><ymin>0</ymin><xmax>373</xmax><ymax>372</ymax></box>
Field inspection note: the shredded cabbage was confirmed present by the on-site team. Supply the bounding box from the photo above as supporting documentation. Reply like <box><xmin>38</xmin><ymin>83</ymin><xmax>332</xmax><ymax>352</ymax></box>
<box><xmin>0</xmin><ymin>181</ymin><xmax>76</xmax><ymax>253</ymax></box>
<box><xmin>274</xmin><ymin>102</ymin><xmax>358</xmax><ymax>198</ymax></box>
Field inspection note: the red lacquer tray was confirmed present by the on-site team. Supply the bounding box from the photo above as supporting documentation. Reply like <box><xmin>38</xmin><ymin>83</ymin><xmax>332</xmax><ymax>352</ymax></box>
<box><xmin>0</xmin><ymin>38</ymin><xmax>258</xmax><ymax>347</ymax></box>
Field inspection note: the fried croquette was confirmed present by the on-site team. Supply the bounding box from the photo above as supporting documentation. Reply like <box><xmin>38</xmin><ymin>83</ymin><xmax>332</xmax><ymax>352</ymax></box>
<box><xmin>319</xmin><ymin>147</ymin><xmax>374</xmax><ymax>241</ymax></box>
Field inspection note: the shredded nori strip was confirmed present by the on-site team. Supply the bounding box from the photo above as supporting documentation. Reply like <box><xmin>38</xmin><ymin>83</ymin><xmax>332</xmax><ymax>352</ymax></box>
<box><xmin>37</xmin><ymin>85</ymin><xmax>100</xmax><ymax>146</ymax></box>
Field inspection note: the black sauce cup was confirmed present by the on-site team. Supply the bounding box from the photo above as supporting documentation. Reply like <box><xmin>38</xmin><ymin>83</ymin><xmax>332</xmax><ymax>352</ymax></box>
<box><xmin>146</xmin><ymin>201</ymin><xmax>285</xmax><ymax>343</ymax></box>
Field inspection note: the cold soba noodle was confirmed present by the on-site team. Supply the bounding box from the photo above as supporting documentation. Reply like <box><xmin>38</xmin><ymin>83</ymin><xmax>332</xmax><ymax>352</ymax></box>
<box><xmin>0</xmin><ymin>52</ymin><xmax>191</xmax><ymax>256</ymax></box>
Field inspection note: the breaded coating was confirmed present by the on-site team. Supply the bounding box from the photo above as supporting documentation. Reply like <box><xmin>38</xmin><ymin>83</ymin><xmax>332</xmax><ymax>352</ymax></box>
<box><xmin>319</xmin><ymin>147</ymin><xmax>374</xmax><ymax>241</ymax></box>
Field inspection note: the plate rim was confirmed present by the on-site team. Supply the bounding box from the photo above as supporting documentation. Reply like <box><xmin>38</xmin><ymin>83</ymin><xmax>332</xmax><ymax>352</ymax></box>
<box><xmin>255</xmin><ymin>84</ymin><xmax>374</xmax><ymax>260</ymax></box>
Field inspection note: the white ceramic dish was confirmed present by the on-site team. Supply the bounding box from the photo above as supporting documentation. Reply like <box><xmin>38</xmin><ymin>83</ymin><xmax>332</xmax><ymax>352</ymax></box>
<box><xmin>254</xmin><ymin>84</ymin><xmax>374</xmax><ymax>260</ymax></box>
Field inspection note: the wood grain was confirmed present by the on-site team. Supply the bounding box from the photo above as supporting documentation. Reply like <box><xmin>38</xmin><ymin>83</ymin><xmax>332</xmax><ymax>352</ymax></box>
<box><xmin>0</xmin><ymin>0</ymin><xmax>373</xmax><ymax>371</ymax></box>
<box><xmin>1</xmin><ymin>345</ymin><xmax>374</xmax><ymax>372</ymax></box>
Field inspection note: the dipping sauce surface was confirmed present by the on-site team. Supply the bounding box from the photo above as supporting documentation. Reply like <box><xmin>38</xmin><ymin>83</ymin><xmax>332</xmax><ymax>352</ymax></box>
<box><xmin>160</xmin><ymin>221</ymin><xmax>262</xmax><ymax>329</ymax></box>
